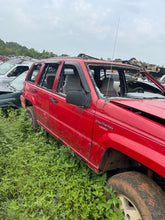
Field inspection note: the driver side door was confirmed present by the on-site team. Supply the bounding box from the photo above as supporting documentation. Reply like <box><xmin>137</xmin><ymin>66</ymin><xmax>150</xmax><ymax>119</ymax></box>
<box><xmin>49</xmin><ymin>61</ymin><xmax>95</xmax><ymax>159</ymax></box>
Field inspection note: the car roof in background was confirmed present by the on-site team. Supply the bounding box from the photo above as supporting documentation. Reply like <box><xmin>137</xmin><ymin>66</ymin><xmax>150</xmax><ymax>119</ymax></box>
<box><xmin>7</xmin><ymin>56</ymin><xmax>38</xmax><ymax>65</ymax></box>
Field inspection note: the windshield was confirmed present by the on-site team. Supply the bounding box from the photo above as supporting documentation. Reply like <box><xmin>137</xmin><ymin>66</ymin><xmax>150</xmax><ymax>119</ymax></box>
<box><xmin>0</xmin><ymin>62</ymin><xmax>14</xmax><ymax>75</ymax></box>
<box><xmin>88</xmin><ymin>63</ymin><xmax>165</xmax><ymax>100</ymax></box>
<box><xmin>10</xmin><ymin>71</ymin><xmax>27</xmax><ymax>90</ymax></box>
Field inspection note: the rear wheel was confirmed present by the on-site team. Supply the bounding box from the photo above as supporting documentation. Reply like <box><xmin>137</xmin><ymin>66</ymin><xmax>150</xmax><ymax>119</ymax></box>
<box><xmin>105</xmin><ymin>171</ymin><xmax>165</xmax><ymax>220</ymax></box>
<box><xmin>25</xmin><ymin>106</ymin><xmax>38</xmax><ymax>128</ymax></box>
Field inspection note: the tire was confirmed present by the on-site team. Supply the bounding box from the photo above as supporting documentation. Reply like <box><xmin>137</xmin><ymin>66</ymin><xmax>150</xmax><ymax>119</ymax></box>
<box><xmin>25</xmin><ymin>106</ymin><xmax>39</xmax><ymax>128</ymax></box>
<box><xmin>105</xmin><ymin>171</ymin><xmax>165</xmax><ymax>220</ymax></box>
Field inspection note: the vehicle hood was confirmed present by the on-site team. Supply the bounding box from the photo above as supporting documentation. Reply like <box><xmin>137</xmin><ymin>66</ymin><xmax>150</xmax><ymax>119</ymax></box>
<box><xmin>0</xmin><ymin>83</ymin><xmax>15</xmax><ymax>94</ymax></box>
<box><xmin>111</xmin><ymin>99</ymin><xmax>165</xmax><ymax>120</ymax></box>
<box><xmin>0</xmin><ymin>76</ymin><xmax>15</xmax><ymax>84</ymax></box>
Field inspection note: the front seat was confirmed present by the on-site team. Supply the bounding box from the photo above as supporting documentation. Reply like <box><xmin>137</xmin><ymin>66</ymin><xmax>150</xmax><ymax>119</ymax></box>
<box><xmin>63</xmin><ymin>74</ymin><xmax>83</xmax><ymax>95</ymax></box>
<box><xmin>100</xmin><ymin>77</ymin><xmax>118</xmax><ymax>97</ymax></box>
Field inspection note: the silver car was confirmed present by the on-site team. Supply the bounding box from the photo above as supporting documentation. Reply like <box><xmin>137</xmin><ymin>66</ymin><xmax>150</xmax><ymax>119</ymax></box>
<box><xmin>0</xmin><ymin>57</ymin><xmax>36</xmax><ymax>85</ymax></box>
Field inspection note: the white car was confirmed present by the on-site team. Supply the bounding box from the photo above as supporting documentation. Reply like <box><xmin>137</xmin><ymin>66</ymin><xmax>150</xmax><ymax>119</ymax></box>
<box><xmin>0</xmin><ymin>57</ymin><xmax>37</xmax><ymax>85</ymax></box>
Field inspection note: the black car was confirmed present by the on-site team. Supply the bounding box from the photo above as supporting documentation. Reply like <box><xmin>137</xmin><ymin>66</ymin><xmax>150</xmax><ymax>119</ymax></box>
<box><xmin>0</xmin><ymin>71</ymin><xmax>27</xmax><ymax>109</ymax></box>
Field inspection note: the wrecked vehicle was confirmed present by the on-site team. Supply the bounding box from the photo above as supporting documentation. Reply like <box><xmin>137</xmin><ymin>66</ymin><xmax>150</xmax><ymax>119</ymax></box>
<box><xmin>0</xmin><ymin>71</ymin><xmax>27</xmax><ymax>109</ymax></box>
<box><xmin>0</xmin><ymin>57</ymin><xmax>36</xmax><ymax>85</ymax></box>
<box><xmin>21</xmin><ymin>54</ymin><xmax>165</xmax><ymax>220</ymax></box>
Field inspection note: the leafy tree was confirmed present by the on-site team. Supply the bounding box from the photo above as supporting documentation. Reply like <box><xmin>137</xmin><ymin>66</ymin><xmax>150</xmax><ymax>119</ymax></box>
<box><xmin>0</xmin><ymin>38</ymin><xmax>58</xmax><ymax>59</ymax></box>
<box><xmin>0</xmin><ymin>39</ymin><xmax>5</xmax><ymax>47</ymax></box>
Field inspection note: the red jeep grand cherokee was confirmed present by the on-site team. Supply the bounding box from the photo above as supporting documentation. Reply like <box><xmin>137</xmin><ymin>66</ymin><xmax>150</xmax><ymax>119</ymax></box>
<box><xmin>21</xmin><ymin>54</ymin><xmax>165</xmax><ymax>220</ymax></box>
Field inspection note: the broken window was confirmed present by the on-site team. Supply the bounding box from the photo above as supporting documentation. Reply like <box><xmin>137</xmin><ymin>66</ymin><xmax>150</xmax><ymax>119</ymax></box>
<box><xmin>56</xmin><ymin>65</ymin><xmax>83</xmax><ymax>96</ymax></box>
<box><xmin>27</xmin><ymin>63</ymin><xmax>42</xmax><ymax>83</ymax></box>
<box><xmin>37</xmin><ymin>63</ymin><xmax>59</xmax><ymax>90</ymax></box>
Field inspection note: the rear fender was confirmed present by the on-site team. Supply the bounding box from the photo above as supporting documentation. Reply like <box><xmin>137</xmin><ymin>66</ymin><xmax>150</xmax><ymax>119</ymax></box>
<box><xmin>22</xmin><ymin>94</ymin><xmax>36</xmax><ymax>109</ymax></box>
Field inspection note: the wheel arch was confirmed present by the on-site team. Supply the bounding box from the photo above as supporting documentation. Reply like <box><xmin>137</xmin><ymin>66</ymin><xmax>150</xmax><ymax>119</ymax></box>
<box><xmin>25</xmin><ymin>99</ymin><xmax>33</xmax><ymax>108</ymax></box>
<box><xmin>96</xmin><ymin>132</ymin><xmax>165</xmax><ymax>179</ymax></box>
<box><xmin>99</xmin><ymin>148</ymin><xmax>138</xmax><ymax>172</ymax></box>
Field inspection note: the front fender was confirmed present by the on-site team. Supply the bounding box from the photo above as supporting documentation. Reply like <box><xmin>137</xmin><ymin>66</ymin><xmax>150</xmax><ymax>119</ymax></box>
<box><xmin>90</xmin><ymin>132</ymin><xmax>165</xmax><ymax>178</ymax></box>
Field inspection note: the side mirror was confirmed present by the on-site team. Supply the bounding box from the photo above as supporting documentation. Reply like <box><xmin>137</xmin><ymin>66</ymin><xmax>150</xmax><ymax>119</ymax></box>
<box><xmin>66</xmin><ymin>91</ymin><xmax>91</xmax><ymax>108</ymax></box>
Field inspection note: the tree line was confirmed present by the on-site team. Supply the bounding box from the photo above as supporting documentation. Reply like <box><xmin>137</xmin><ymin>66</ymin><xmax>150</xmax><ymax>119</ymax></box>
<box><xmin>0</xmin><ymin>39</ymin><xmax>58</xmax><ymax>59</ymax></box>
<box><xmin>0</xmin><ymin>38</ymin><xmax>164</xmax><ymax>71</ymax></box>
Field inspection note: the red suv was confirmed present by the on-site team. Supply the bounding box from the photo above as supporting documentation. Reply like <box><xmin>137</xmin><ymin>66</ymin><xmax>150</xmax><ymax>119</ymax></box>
<box><xmin>21</xmin><ymin>54</ymin><xmax>165</xmax><ymax>219</ymax></box>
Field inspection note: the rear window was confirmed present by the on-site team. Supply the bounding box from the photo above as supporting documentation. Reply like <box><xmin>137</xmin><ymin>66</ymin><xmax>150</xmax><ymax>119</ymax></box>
<box><xmin>26</xmin><ymin>63</ymin><xmax>42</xmax><ymax>83</ymax></box>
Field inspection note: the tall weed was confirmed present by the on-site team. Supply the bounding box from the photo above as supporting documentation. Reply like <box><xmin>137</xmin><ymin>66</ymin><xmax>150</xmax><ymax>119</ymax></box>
<box><xmin>0</xmin><ymin>109</ymin><xmax>123</xmax><ymax>219</ymax></box>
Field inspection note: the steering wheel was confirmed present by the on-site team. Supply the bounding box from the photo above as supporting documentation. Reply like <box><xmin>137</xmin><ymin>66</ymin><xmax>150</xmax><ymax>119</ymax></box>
<box><xmin>131</xmin><ymin>87</ymin><xmax>144</xmax><ymax>93</ymax></box>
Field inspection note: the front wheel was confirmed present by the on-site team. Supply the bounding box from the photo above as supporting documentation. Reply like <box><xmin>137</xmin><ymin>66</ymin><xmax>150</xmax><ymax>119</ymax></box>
<box><xmin>105</xmin><ymin>171</ymin><xmax>165</xmax><ymax>220</ymax></box>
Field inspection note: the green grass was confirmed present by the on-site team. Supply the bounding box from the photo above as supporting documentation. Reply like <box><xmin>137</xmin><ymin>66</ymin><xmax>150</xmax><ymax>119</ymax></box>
<box><xmin>0</xmin><ymin>109</ymin><xmax>123</xmax><ymax>220</ymax></box>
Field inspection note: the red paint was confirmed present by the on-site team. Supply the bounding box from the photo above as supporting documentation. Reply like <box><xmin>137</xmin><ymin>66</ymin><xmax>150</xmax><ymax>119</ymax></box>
<box><xmin>21</xmin><ymin>57</ymin><xmax>165</xmax><ymax>180</ymax></box>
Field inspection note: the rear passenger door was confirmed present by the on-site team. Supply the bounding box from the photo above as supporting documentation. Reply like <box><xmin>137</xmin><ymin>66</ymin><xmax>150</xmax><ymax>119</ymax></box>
<box><xmin>49</xmin><ymin>61</ymin><xmax>95</xmax><ymax>159</ymax></box>
<box><xmin>25</xmin><ymin>63</ymin><xmax>43</xmax><ymax>111</ymax></box>
<box><xmin>34</xmin><ymin>61</ymin><xmax>61</xmax><ymax>126</ymax></box>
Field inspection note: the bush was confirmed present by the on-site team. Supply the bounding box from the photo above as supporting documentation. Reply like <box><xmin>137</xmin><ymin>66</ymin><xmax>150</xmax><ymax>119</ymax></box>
<box><xmin>0</xmin><ymin>109</ymin><xmax>123</xmax><ymax>219</ymax></box>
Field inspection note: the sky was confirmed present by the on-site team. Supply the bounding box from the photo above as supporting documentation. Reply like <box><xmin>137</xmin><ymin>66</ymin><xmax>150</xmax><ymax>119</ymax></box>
<box><xmin>0</xmin><ymin>0</ymin><xmax>165</xmax><ymax>65</ymax></box>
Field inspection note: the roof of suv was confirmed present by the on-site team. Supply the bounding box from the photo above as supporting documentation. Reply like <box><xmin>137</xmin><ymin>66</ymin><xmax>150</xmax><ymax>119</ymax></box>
<box><xmin>36</xmin><ymin>55</ymin><xmax>141</xmax><ymax>72</ymax></box>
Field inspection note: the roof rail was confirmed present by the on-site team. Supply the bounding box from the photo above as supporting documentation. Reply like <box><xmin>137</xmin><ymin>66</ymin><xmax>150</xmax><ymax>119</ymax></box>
<box><xmin>77</xmin><ymin>53</ymin><xmax>100</xmax><ymax>60</ymax></box>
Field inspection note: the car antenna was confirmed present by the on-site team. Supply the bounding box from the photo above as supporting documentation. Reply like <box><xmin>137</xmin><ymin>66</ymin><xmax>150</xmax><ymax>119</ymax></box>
<box><xmin>102</xmin><ymin>17</ymin><xmax>120</xmax><ymax>108</ymax></box>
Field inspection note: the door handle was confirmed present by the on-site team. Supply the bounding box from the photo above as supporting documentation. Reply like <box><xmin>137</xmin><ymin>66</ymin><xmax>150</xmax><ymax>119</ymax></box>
<box><xmin>50</xmin><ymin>97</ymin><xmax>58</xmax><ymax>103</ymax></box>
<box><xmin>32</xmin><ymin>89</ymin><xmax>37</xmax><ymax>93</ymax></box>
